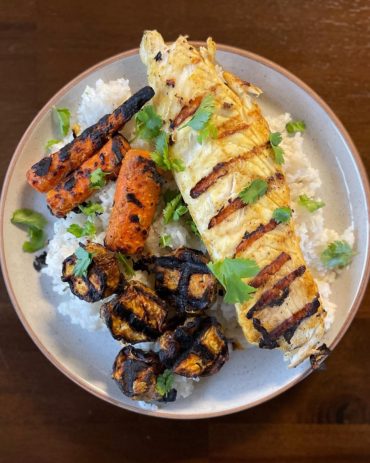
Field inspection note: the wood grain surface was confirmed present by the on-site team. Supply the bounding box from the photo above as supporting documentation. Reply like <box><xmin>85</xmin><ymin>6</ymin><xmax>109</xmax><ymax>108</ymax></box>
<box><xmin>0</xmin><ymin>1</ymin><xmax>369</xmax><ymax>462</ymax></box>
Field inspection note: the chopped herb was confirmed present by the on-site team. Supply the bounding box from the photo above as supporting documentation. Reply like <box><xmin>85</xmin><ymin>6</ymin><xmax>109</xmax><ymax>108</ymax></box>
<box><xmin>239</xmin><ymin>179</ymin><xmax>268</xmax><ymax>205</ymax></box>
<box><xmin>116</xmin><ymin>252</ymin><xmax>135</xmax><ymax>277</ymax></box>
<box><xmin>298</xmin><ymin>194</ymin><xmax>325</xmax><ymax>212</ymax></box>
<box><xmin>78</xmin><ymin>201</ymin><xmax>104</xmax><ymax>216</ymax></box>
<box><xmin>159</xmin><ymin>234</ymin><xmax>172</xmax><ymax>248</ymax></box>
<box><xmin>269</xmin><ymin>132</ymin><xmax>285</xmax><ymax>164</ymax></box>
<box><xmin>286</xmin><ymin>120</ymin><xmax>306</xmax><ymax>134</ymax></box>
<box><xmin>272</xmin><ymin>207</ymin><xmax>292</xmax><ymax>223</ymax></box>
<box><xmin>156</xmin><ymin>369</ymin><xmax>174</xmax><ymax>396</ymax></box>
<box><xmin>151</xmin><ymin>131</ymin><xmax>185</xmax><ymax>172</ymax></box>
<box><xmin>187</xmin><ymin>217</ymin><xmax>201</xmax><ymax>238</ymax></box>
<box><xmin>67</xmin><ymin>218</ymin><xmax>96</xmax><ymax>238</ymax></box>
<box><xmin>181</xmin><ymin>94</ymin><xmax>218</xmax><ymax>142</ymax></box>
<box><xmin>45</xmin><ymin>139</ymin><xmax>61</xmax><ymax>151</ymax></box>
<box><xmin>66</xmin><ymin>224</ymin><xmax>84</xmax><ymax>238</ymax></box>
<box><xmin>163</xmin><ymin>193</ymin><xmax>188</xmax><ymax>224</ymax></box>
<box><xmin>11</xmin><ymin>208</ymin><xmax>48</xmax><ymax>253</ymax></box>
<box><xmin>135</xmin><ymin>105</ymin><xmax>163</xmax><ymax>140</ymax></box>
<box><xmin>89</xmin><ymin>168</ymin><xmax>110</xmax><ymax>189</ymax></box>
<box><xmin>53</xmin><ymin>107</ymin><xmax>71</xmax><ymax>138</ymax></box>
<box><xmin>320</xmin><ymin>240</ymin><xmax>355</xmax><ymax>269</ymax></box>
<box><xmin>22</xmin><ymin>227</ymin><xmax>46</xmax><ymax>253</ymax></box>
<box><xmin>207</xmin><ymin>258</ymin><xmax>259</xmax><ymax>304</ymax></box>
<box><xmin>73</xmin><ymin>246</ymin><xmax>93</xmax><ymax>277</ymax></box>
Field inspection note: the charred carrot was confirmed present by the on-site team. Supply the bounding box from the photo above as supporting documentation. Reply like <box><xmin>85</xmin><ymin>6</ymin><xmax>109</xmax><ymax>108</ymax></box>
<box><xmin>105</xmin><ymin>149</ymin><xmax>162</xmax><ymax>255</ymax></box>
<box><xmin>46</xmin><ymin>135</ymin><xmax>130</xmax><ymax>217</ymax></box>
<box><xmin>27</xmin><ymin>86</ymin><xmax>154</xmax><ymax>193</ymax></box>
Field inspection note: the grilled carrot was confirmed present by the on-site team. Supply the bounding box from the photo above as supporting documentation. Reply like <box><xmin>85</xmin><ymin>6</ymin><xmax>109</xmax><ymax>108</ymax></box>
<box><xmin>27</xmin><ymin>86</ymin><xmax>154</xmax><ymax>193</ymax></box>
<box><xmin>46</xmin><ymin>135</ymin><xmax>130</xmax><ymax>217</ymax></box>
<box><xmin>105</xmin><ymin>149</ymin><xmax>162</xmax><ymax>255</ymax></box>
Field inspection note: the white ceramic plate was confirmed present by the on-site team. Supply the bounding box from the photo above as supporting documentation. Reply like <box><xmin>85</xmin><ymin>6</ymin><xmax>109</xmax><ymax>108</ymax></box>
<box><xmin>1</xmin><ymin>45</ymin><xmax>369</xmax><ymax>419</ymax></box>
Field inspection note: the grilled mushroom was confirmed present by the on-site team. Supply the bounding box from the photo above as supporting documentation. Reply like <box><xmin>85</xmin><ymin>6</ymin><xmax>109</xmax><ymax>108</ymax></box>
<box><xmin>62</xmin><ymin>242</ymin><xmax>124</xmax><ymax>302</ymax></box>
<box><xmin>158</xmin><ymin>316</ymin><xmax>229</xmax><ymax>377</ymax></box>
<box><xmin>139</xmin><ymin>247</ymin><xmax>218</xmax><ymax>315</ymax></box>
<box><xmin>112</xmin><ymin>345</ymin><xmax>177</xmax><ymax>402</ymax></box>
<box><xmin>101</xmin><ymin>280</ymin><xmax>168</xmax><ymax>343</ymax></box>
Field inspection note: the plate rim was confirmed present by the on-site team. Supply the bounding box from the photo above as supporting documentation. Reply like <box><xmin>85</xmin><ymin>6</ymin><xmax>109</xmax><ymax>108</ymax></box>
<box><xmin>1</xmin><ymin>43</ymin><xmax>369</xmax><ymax>420</ymax></box>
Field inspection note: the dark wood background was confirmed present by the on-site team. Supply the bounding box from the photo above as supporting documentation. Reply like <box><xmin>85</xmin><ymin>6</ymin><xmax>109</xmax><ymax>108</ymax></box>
<box><xmin>1</xmin><ymin>1</ymin><xmax>369</xmax><ymax>462</ymax></box>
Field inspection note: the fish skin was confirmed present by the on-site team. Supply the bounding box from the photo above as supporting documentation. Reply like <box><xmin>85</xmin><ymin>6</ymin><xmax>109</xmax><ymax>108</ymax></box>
<box><xmin>140</xmin><ymin>31</ymin><xmax>326</xmax><ymax>366</ymax></box>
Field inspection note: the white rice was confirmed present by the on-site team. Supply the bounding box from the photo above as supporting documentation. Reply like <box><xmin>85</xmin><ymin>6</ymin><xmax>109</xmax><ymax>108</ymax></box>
<box><xmin>42</xmin><ymin>77</ymin><xmax>354</xmax><ymax>405</ymax></box>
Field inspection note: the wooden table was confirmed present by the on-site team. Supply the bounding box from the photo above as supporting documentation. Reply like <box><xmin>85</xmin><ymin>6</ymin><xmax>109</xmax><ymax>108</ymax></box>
<box><xmin>1</xmin><ymin>1</ymin><xmax>369</xmax><ymax>461</ymax></box>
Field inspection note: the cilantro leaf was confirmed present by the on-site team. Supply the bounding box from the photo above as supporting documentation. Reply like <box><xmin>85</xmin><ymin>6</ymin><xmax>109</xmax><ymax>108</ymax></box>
<box><xmin>66</xmin><ymin>224</ymin><xmax>84</xmax><ymax>238</ymax></box>
<box><xmin>269</xmin><ymin>132</ymin><xmax>285</xmax><ymax>164</ymax></box>
<box><xmin>11</xmin><ymin>208</ymin><xmax>47</xmax><ymax>230</ymax></box>
<box><xmin>182</xmin><ymin>95</ymin><xmax>215</xmax><ymax>131</ymax></box>
<box><xmin>135</xmin><ymin>105</ymin><xmax>163</xmax><ymax>140</ymax></box>
<box><xmin>78</xmin><ymin>202</ymin><xmax>104</xmax><ymax>216</ymax></box>
<box><xmin>67</xmin><ymin>219</ymin><xmax>96</xmax><ymax>238</ymax></box>
<box><xmin>286</xmin><ymin>120</ymin><xmax>306</xmax><ymax>134</ymax></box>
<box><xmin>156</xmin><ymin>369</ymin><xmax>174</xmax><ymax>396</ymax></box>
<box><xmin>73</xmin><ymin>246</ymin><xmax>93</xmax><ymax>277</ymax></box>
<box><xmin>22</xmin><ymin>227</ymin><xmax>46</xmax><ymax>253</ymax></box>
<box><xmin>186</xmin><ymin>217</ymin><xmax>201</xmax><ymax>238</ymax></box>
<box><xmin>320</xmin><ymin>240</ymin><xmax>355</xmax><ymax>269</ymax></box>
<box><xmin>207</xmin><ymin>258</ymin><xmax>259</xmax><ymax>304</ymax></box>
<box><xmin>53</xmin><ymin>107</ymin><xmax>71</xmax><ymax>138</ymax></box>
<box><xmin>45</xmin><ymin>139</ymin><xmax>61</xmax><ymax>151</ymax></box>
<box><xmin>151</xmin><ymin>131</ymin><xmax>185</xmax><ymax>172</ymax></box>
<box><xmin>298</xmin><ymin>194</ymin><xmax>325</xmax><ymax>212</ymax></box>
<box><xmin>272</xmin><ymin>207</ymin><xmax>292</xmax><ymax>223</ymax></box>
<box><xmin>159</xmin><ymin>234</ymin><xmax>172</xmax><ymax>248</ymax></box>
<box><xmin>116</xmin><ymin>252</ymin><xmax>135</xmax><ymax>277</ymax></box>
<box><xmin>89</xmin><ymin>168</ymin><xmax>110</xmax><ymax>189</ymax></box>
<box><xmin>163</xmin><ymin>193</ymin><xmax>188</xmax><ymax>224</ymax></box>
<box><xmin>197</xmin><ymin>121</ymin><xmax>218</xmax><ymax>143</ymax></box>
<box><xmin>239</xmin><ymin>179</ymin><xmax>268</xmax><ymax>205</ymax></box>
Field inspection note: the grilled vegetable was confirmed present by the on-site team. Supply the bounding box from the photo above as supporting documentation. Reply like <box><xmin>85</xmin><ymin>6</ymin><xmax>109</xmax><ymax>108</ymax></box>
<box><xmin>141</xmin><ymin>247</ymin><xmax>218</xmax><ymax>315</ymax></box>
<box><xmin>158</xmin><ymin>316</ymin><xmax>229</xmax><ymax>377</ymax></box>
<box><xmin>105</xmin><ymin>149</ymin><xmax>162</xmax><ymax>255</ymax></box>
<box><xmin>62</xmin><ymin>242</ymin><xmax>124</xmax><ymax>302</ymax></box>
<box><xmin>140</xmin><ymin>31</ymin><xmax>326</xmax><ymax>366</ymax></box>
<box><xmin>100</xmin><ymin>280</ymin><xmax>168</xmax><ymax>343</ymax></box>
<box><xmin>112</xmin><ymin>345</ymin><xmax>176</xmax><ymax>402</ymax></box>
<box><xmin>26</xmin><ymin>86</ymin><xmax>154</xmax><ymax>193</ymax></box>
<box><xmin>46</xmin><ymin>135</ymin><xmax>129</xmax><ymax>217</ymax></box>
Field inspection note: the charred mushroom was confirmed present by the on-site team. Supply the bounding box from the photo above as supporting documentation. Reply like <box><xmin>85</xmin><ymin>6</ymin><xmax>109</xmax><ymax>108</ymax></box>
<box><xmin>62</xmin><ymin>242</ymin><xmax>124</xmax><ymax>302</ymax></box>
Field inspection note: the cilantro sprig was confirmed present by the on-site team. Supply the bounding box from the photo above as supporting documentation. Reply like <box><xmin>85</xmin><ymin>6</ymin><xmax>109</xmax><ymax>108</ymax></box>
<box><xmin>156</xmin><ymin>370</ymin><xmax>175</xmax><ymax>397</ymax></box>
<box><xmin>151</xmin><ymin>131</ymin><xmax>185</xmax><ymax>172</ymax></box>
<box><xmin>159</xmin><ymin>234</ymin><xmax>172</xmax><ymax>248</ymax></box>
<box><xmin>135</xmin><ymin>105</ymin><xmax>163</xmax><ymax>140</ymax></box>
<box><xmin>239</xmin><ymin>179</ymin><xmax>268</xmax><ymax>205</ymax></box>
<box><xmin>163</xmin><ymin>193</ymin><xmax>188</xmax><ymax>224</ymax></box>
<box><xmin>73</xmin><ymin>246</ymin><xmax>93</xmax><ymax>277</ymax></box>
<box><xmin>286</xmin><ymin>120</ymin><xmax>306</xmax><ymax>134</ymax></box>
<box><xmin>78</xmin><ymin>202</ymin><xmax>104</xmax><ymax>216</ymax></box>
<box><xmin>67</xmin><ymin>219</ymin><xmax>96</xmax><ymax>238</ymax></box>
<box><xmin>181</xmin><ymin>94</ymin><xmax>218</xmax><ymax>143</ymax></box>
<box><xmin>208</xmin><ymin>258</ymin><xmax>259</xmax><ymax>304</ymax></box>
<box><xmin>298</xmin><ymin>194</ymin><xmax>325</xmax><ymax>213</ymax></box>
<box><xmin>269</xmin><ymin>132</ymin><xmax>285</xmax><ymax>164</ymax></box>
<box><xmin>53</xmin><ymin>107</ymin><xmax>71</xmax><ymax>138</ymax></box>
<box><xmin>116</xmin><ymin>252</ymin><xmax>135</xmax><ymax>278</ymax></box>
<box><xmin>272</xmin><ymin>207</ymin><xmax>292</xmax><ymax>223</ymax></box>
<box><xmin>11</xmin><ymin>208</ymin><xmax>48</xmax><ymax>253</ymax></box>
<box><xmin>89</xmin><ymin>168</ymin><xmax>110</xmax><ymax>190</ymax></box>
<box><xmin>320</xmin><ymin>240</ymin><xmax>355</xmax><ymax>269</ymax></box>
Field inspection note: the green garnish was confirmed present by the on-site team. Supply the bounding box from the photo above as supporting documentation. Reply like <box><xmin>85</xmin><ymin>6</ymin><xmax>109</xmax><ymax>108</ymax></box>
<box><xmin>272</xmin><ymin>207</ymin><xmax>292</xmax><ymax>223</ymax></box>
<box><xmin>298</xmin><ymin>194</ymin><xmax>325</xmax><ymax>212</ymax></box>
<box><xmin>53</xmin><ymin>107</ymin><xmax>71</xmax><ymax>138</ymax></box>
<box><xmin>11</xmin><ymin>208</ymin><xmax>47</xmax><ymax>253</ymax></box>
<box><xmin>89</xmin><ymin>168</ymin><xmax>110</xmax><ymax>189</ymax></box>
<box><xmin>135</xmin><ymin>105</ymin><xmax>163</xmax><ymax>140</ymax></box>
<box><xmin>269</xmin><ymin>132</ymin><xmax>285</xmax><ymax>164</ymax></box>
<box><xmin>151</xmin><ymin>131</ymin><xmax>185</xmax><ymax>172</ymax></box>
<box><xmin>239</xmin><ymin>179</ymin><xmax>268</xmax><ymax>205</ymax></box>
<box><xmin>207</xmin><ymin>258</ymin><xmax>259</xmax><ymax>304</ymax></box>
<box><xmin>45</xmin><ymin>139</ymin><xmax>61</xmax><ymax>151</ymax></box>
<box><xmin>159</xmin><ymin>234</ymin><xmax>172</xmax><ymax>248</ymax></box>
<box><xmin>116</xmin><ymin>252</ymin><xmax>135</xmax><ymax>277</ymax></box>
<box><xmin>163</xmin><ymin>193</ymin><xmax>188</xmax><ymax>224</ymax></box>
<box><xmin>187</xmin><ymin>217</ymin><xmax>201</xmax><ymax>238</ymax></box>
<box><xmin>73</xmin><ymin>246</ymin><xmax>93</xmax><ymax>277</ymax></box>
<box><xmin>67</xmin><ymin>219</ymin><xmax>96</xmax><ymax>238</ymax></box>
<box><xmin>286</xmin><ymin>120</ymin><xmax>306</xmax><ymax>134</ymax></box>
<box><xmin>181</xmin><ymin>94</ymin><xmax>218</xmax><ymax>143</ymax></box>
<box><xmin>78</xmin><ymin>202</ymin><xmax>104</xmax><ymax>216</ymax></box>
<box><xmin>156</xmin><ymin>370</ymin><xmax>174</xmax><ymax>396</ymax></box>
<box><xmin>320</xmin><ymin>240</ymin><xmax>355</xmax><ymax>269</ymax></box>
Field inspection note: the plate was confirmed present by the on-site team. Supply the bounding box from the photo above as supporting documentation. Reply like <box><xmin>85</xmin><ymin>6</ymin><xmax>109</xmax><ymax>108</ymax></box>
<box><xmin>1</xmin><ymin>44</ymin><xmax>369</xmax><ymax>419</ymax></box>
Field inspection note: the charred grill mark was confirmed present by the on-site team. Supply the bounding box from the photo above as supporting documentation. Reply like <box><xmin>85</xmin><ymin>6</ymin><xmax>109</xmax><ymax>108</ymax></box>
<box><xmin>126</xmin><ymin>193</ymin><xmax>143</xmax><ymax>208</ymax></box>
<box><xmin>114</xmin><ymin>302</ymin><xmax>162</xmax><ymax>339</ymax></box>
<box><xmin>31</xmin><ymin>157</ymin><xmax>52</xmax><ymax>176</ymax></box>
<box><xmin>139</xmin><ymin>156</ymin><xmax>163</xmax><ymax>185</ymax></box>
<box><xmin>217</xmin><ymin>123</ymin><xmax>250</xmax><ymax>139</ymax></box>
<box><xmin>247</xmin><ymin>265</ymin><xmax>306</xmax><ymax>318</ymax></box>
<box><xmin>190</xmin><ymin>143</ymin><xmax>269</xmax><ymax>199</ymax></box>
<box><xmin>154</xmin><ymin>51</ymin><xmax>162</xmax><ymax>61</ymax></box>
<box><xmin>172</xmin><ymin>96</ymin><xmax>202</xmax><ymax>128</ymax></box>
<box><xmin>111</xmin><ymin>136</ymin><xmax>124</xmax><ymax>164</ymax></box>
<box><xmin>250</xmin><ymin>252</ymin><xmax>291</xmax><ymax>288</ymax></box>
<box><xmin>236</xmin><ymin>219</ymin><xmax>278</xmax><ymax>255</ymax></box>
<box><xmin>63</xmin><ymin>176</ymin><xmax>76</xmax><ymax>191</ymax></box>
<box><xmin>252</xmin><ymin>318</ymin><xmax>278</xmax><ymax>349</ymax></box>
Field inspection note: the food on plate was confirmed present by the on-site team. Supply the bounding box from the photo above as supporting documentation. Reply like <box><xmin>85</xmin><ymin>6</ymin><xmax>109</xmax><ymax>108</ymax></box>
<box><xmin>46</xmin><ymin>134</ymin><xmax>130</xmax><ymax>217</ymax></box>
<box><xmin>100</xmin><ymin>280</ymin><xmax>168</xmax><ymax>343</ymax></box>
<box><xmin>104</xmin><ymin>149</ymin><xmax>162</xmax><ymax>254</ymax></box>
<box><xmin>26</xmin><ymin>86</ymin><xmax>154</xmax><ymax>193</ymax></box>
<box><xmin>139</xmin><ymin>247</ymin><xmax>218</xmax><ymax>315</ymax></box>
<box><xmin>62</xmin><ymin>242</ymin><xmax>124</xmax><ymax>302</ymax></box>
<box><xmin>113</xmin><ymin>345</ymin><xmax>177</xmax><ymax>402</ymax></box>
<box><xmin>158</xmin><ymin>316</ymin><xmax>229</xmax><ymax>377</ymax></box>
<box><xmin>140</xmin><ymin>30</ymin><xmax>327</xmax><ymax>366</ymax></box>
<box><xmin>11</xmin><ymin>208</ymin><xmax>48</xmax><ymax>253</ymax></box>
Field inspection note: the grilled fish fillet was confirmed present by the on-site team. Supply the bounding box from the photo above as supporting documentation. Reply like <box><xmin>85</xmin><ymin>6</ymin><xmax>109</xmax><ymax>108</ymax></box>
<box><xmin>140</xmin><ymin>31</ymin><xmax>327</xmax><ymax>366</ymax></box>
